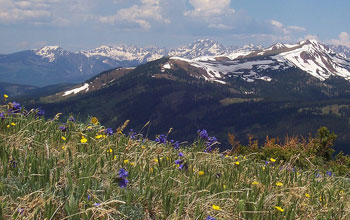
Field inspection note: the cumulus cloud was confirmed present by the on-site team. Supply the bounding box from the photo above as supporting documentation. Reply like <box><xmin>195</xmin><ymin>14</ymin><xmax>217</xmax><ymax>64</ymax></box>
<box><xmin>185</xmin><ymin>0</ymin><xmax>234</xmax><ymax>18</ymax></box>
<box><xmin>99</xmin><ymin>0</ymin><xmax>170</xmax><ymax>30</ymax></box>
<box><xmin>270</xmin><ymin>19</ymin><xmax>306</xmax><ymax>35</ymax></box>
<box><xmin>329</xmin><ymin>32</ymin><xmax>350</xmax><ymax>47</ymax></box>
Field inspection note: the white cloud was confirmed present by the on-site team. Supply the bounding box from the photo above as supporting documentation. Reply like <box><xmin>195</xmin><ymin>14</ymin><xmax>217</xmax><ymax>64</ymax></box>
<box><xmin>185</xmin><ymin>0</ymin><xmax>234</xmax><ymax>18</ymax></box>
<box><xmin>270</xmin><ymin>19</ymin><xmax>306</xmax><ymax>35</ymax></box>
<box><xmin>288</xmin><ymin>25</ymin><xmax>306</xmax><ymax>32</ymax></box>
<box><xmin>99</xmin><ymin>0</ymin><xmax>170</xmax><ymax>30</ymax></box>
<box><xmin>302</xmin><ymin>34</ymin><xmax>319</xmax><ymax>41</ymax></box>
<box><xmin>208</xmin><ymin>23</ymin><xmax>233</xmax><ymax>30</ymax></box>
<box><xmin>329</xmin><ymin>32</ymin><xmax>350</xmax><ymax>47</ymax></box>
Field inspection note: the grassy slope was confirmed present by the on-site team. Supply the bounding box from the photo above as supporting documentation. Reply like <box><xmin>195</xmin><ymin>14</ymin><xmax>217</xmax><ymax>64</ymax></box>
<box><xmin>1</xmin><ymin>107</ymin><xmax>350</xmax><ymax>219</ymax></box>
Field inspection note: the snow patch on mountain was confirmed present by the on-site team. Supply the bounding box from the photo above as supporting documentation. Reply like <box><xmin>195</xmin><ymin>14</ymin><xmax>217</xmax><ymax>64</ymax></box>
<box><xmin>63</xmin><ymin>83</ymin><xmax>89</xmax><ymax>96</ymax></box>
<box><xmin>34</xmin><ymin>46</ymin><xmax>66</xmax><ymax>62</ymax></box>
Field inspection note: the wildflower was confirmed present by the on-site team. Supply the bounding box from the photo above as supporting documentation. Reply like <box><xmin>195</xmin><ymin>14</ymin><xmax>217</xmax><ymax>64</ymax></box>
<box><xmin>153</xmin><ymin>158</ymin><xmax>159</xmax><ymax>163</ymax></box>
<box><xmin>198</xmin><ymin>171</ymin><xmax>205</xmax><ymax>176</ymax></box>
<box><xmin>276</xmin><ymin>182</ymin><xmax>283</xmax><ymax>187</ymax></box>
<box><xmin>59</xmin><ymin>125</ymin><xmax>67</xmax><ymax>132</ymax></box>
<box><xmin>6</xmin><ymin>125</ymin><xmax>10</xmax><ymax>128</ymax></box>
<box><xmin>155</xmin><ymin>134</ymin><xmax>167</xmax><ymax>144</ymax></box>
<box><xmin>225</xmin><ymin>154</ymin><xmax>229</xmax><ymax>158</ymax></box>
<box><xmin>90</xmin><ymin>117</ymin><xmax>99</xmax><ymax>125</ymax></box>
<box><xmin>62</xmin><ymin>146</ymin><xmax>65</xmax><ymax>150</ymax></box>
<box><xmin>87</xmin><ymin>195</ymin><xmax>91</xmax><ymax>201</ymax></box>
<box><xmin>326</xmin><ymin>171</ymin><xmax>332</xmax><ymax>177</ymax></box>
<box><xmin>198</xmin><ymin>129</ymin><xmax>209</xmax><ymax>139</ymax></box>
<box><xmin>68</xmin><ymin>116</ymin><xmax>75</xmax><ymax>122</ymax></box>
<box><xmin>270</xmin><ymin>158</ymin><xmax>276</xmax><ymax>163</ymax></box>
<box><xmin>305</xmin><ymin>193</ymin><xmax>310</xmax><ymax>198</ymax></box>
<box><xmin>130</xmin><ymin>162</ymin><xmax>135</xmax><ymax>166</ymax></box>
<box><xmin>129</xmin><ymin>129</ymin><xmax>136</xmax><ymax>139</ymax></box>
<box><xmin>234</xmin><ymin>161</ymin><xmax>240</xmax><ymax>165</ymax></box>
<box><xmin>172</xmin><ymin>140</ymin><xmax>180</xmax><ymax>150</ymax></box>
<box><xmin>0</xmin><ymin>112</ymin><xmax>4</xmax><ymax>119</ymax></box>
<box><xmin>150</xmin><ymin>168</ymin><xmax>153</xmax><ymax>173</ymax></box>
<box><xmin>81</xmin><ymin>137</ymin><xmax>88</xmax><ymax>143</ymax></box>
<box><xmin>4</xmin><ymin>94</ymin><xmax>8</xmax><ymax>99</ymax></box>
<box><xmin>212</xmin><ymin>205</ymin><xmax>220</xmax><ymax>211</ymax></box>
<box><xmin>262</xmin><ymin>166</ymin><xmax>266</xmax><ymax>171</ymax></box>
<box><xmin>175</xmin><ymin>159</ymin><xmax>182</xmax><ymax>165</ymax></box>
<box><xmin>17</xmin><ymin>208</ymin><xmax>24</xmax><ymax>214</ymax></box>
<box><xmin>114</xmin><ymin>155</ymin><xmax>117</xmax><ymax>160</ymax></box>
<box><xmin>87</xmin><ymin>126</ymin><xmax>92</xmax><ymax>130</ymax></box>
<box><xmin>93</xmin><ymin>202</ymin><xmax>101</xmax><ymax>207</ymax></box>
<box><xmin>243</xmin><ymin>156</ymin><xmax>247</xmax><ymax>160</ymax></box>
<box><xmin>105</xmin><ymin>128</ymin><xmax>113</xmax><ymax>136</ymax></box>
<box><xmin>11</xmin><ymin>122</ymin><xmax>16</xmax><ymax>126</ymax></box>
<box><xmin>123</xmin><ymin>159</ymin><xmax>129</xmax><ymax>164</ymax></box>
<box><xmin>61</xmin><ymin>136</ymin><xmax>66</xmax><ymax>141</ymax></box>
<box><xmin>252</xmin><ymin>181</ymin><xmax>259</xmax><ymax>185</ymax></box>
<box><xmin>12</xmin><ymin>101</ymin><xmax>21</xmax><ymax>111</ymax></box>
<box><xmin>265</xmin><ymin>161</ymin><xmax>269</xmax><ymax>165</ymax></box>
<box><xmin>118</xmin><ymin>178</ymin><xmax>129</xmax><ymax>188</ymax></box>
<box><xmin>36</xmin><ymin>108</ymin><xmax>45</xmax><ymax>116</ymax></box>
<box><xmin>118</xmin><ymin>168</ymin><xmax>128</xmax><ymax>178</ymax></box>
<box><xmin>206</xmin><ymin>216</ymin><xmax>216</xmax><ymax>220</ymax></box>
<box><xmin>10</xmin><ymin>160</ymin><xmax>17</xmax><ymax>168</ymax></box>
<box><xmin>234</xmin><ymin>156</ymin><xmax>238</xmax><ymax>160</ymax></box>
<box><xmin>274</xmin><ymin>206</ymin><xmax>284</xmax><ymax>212</ymax></box>
<box><xmin>96</xmin><ymin>134</ymin><xmax>103</xmax><ymax>139</ymax></box>
<box><xmin>141</xmin><ymin>145</ymin><xmax>146</xmax><ymax>149</ymax></box>
<box><xmin>109</xmin><ymin>149</ymin><xmax>113</xmax><ymax>153</ymax></box>
<box><xmin>223</xmin><ymin>185</ymin><xmax>227</xmax><ymax>189</ymax></box>
<box><xmin>179</xmin><ymin>152</ymin><xmax>184</xmax><ymax>157</ymax></box>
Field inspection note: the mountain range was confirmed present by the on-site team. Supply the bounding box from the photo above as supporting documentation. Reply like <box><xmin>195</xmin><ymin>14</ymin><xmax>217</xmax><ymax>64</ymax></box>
<box><xmin>2</xmin><ymin>39</ymin><xmax>349</xmax><ymax>87</ymax></box>
<box><xmin>17</xmin><ymin>39</ymin><xmax>350</xmax><ymax>154</ymax></box>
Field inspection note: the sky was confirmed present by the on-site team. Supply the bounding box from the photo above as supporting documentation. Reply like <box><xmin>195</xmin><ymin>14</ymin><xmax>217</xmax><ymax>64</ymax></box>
<box><xmin>0</xmin><ymin>0</ymin><xmax>349</xmax><ymax>53</ymax></box>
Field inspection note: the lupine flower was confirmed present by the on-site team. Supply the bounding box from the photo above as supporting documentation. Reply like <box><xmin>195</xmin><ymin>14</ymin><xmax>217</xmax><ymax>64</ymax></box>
<box><xmin>206</xmin><ymin>216</ymin><xmax>216</xmax><ymax>220</ymax></box>
<box><xmin>129</xmin><ymin>129</ymin><xmax>136</xmax><ymax>139</ymax></box>
<box><xmin>198</xmin><ymin>129</ymin><xmax>209</xmax><ymax>139</ymax></box>
<box><xmin>87</xmin><ymin>194</ymin><xmax>91</xmax><ymax>200</ymax></box>
<box><xmin>155</xmin><ymin>134</ymin><xmax>167</xmax><ymax>144</ymax></box>
<box><xmin>326</xmin><ymin>171</ymin><xmax>332</xmax><ymax>177</ymax></box>
<box><xmin>36</xmin><ymin>108</ymin><xmax>45</xmax><ymax>116</ymax></box>
<box><xmin>175</xmin><ymin>159</ymin><xmax>183</xmax><ymax>165</ymax></box>
<box><xmin>59</xmin><ymin>125</ymin><xmax>67</xmax><ymax>132</ymax></box>
<box><xmin>68</xmin><ymin>116</ymin><xmax>75</xmax><ymax>122</ymax></box>
<box><xmin>12</xmin><ymin>101</ymin><xmax>21</xmax><ymax>111</ymax></box>
<box><xmin>118</xmin><ymin>178</ymin><xmax>129</xmax><ymax>188</ymax></box>
<box><xmin>105</xmin><ymin>128</ymin><xmax>113</xmax><ymax>136</ymax></box>
<box><xmin>118</xmin><ymin>168</ymin><xmax>128</xmax><ymax>178</ymax></box>
<box><xmin>179</xmin><ymin>163</ymin><xmax>188</xmax><ymax>170</ymax></box>
<box><xmin>93</xmin><ymin>202</ymin><xmax>101</xmax><ymax>207</ymax></box>
<box><xmin>178</xmin><ymin>152</ymin><xmax>184</xmax><ymax>157</ymax></box>
<box><xmin>0</xmin><ymin>112</ymin><xmax>5</xmax><ymax>119</ymax></box>
<box><xmin>173</xmin><ymin>141</ymin><xmax>180</xmax><ymax>150</ymax></box>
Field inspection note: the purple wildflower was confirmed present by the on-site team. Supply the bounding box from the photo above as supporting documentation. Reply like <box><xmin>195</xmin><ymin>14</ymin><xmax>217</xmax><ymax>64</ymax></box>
<box><xmin>175</xmin><ymin>159</ymin><xmax>183</xmax><ymax>165</ymax></box>
<box><xmin>105</xmin><ymin>128</ymin><xmax>113</xmax><ymax>136</ymax></box>
<box><xmin>129</xmin><ymin>129</ymin><xmax>136</xmax><ymax>139</ymax></box>
<box><xmin>173</xmin><ymin>141</ymin><xmax>180</xmax><ymax>150</ymax></box>
<box><xmin>326</xmin><ymin>171</ymin><xmax>332</xmax><ymax>177</ymax></box>
<box><xmin>18</xmin><ymin>208</ymin><xmax>24</xmax><ymax>214</ymax></box>
<box><xmin>179</xmin><ymin>163</ymin><xmax>188</xmax><ymax>170</ymax></box>
<box><xmin>87</xmin><ymin>194</ymin><xmax>91</xmax><ymax>201</ymax></box>
<box><xmin>68</xmin><ymin>116</ymin><xmax>75</xmax><ymax>122</ymax></box>
<box><xmin>93</xmin><ymin>202</ymin><xmax>100</xmax><ymax>207</ymax></box>
<box><xmin>118</xmin><ymin>168</ymin><xmax>128</xmax><ymax>178</ymax></box>
<box><xmin>178</xmin><ymin>152</ymin><xmax>184</xmax><ymax>157</ymax></box>
<box><xmin>10</xmin><ymin>160</ymin><xmax>17</xmax><ymax>168</ymax></box>
<box><xmin>0</xmin><ymin>112</ymin><xmax>4</xmax><ymax>120</ymax></box>
<box><xmin>12</xmin><ymin>102</ymin><xmax>21</xmax><ymax>111</ymax></box>
<box><xmin>36</xmin><ymin>108</ymin><xmax>45</xmax><ymax>116</ymax></box>
<box><xmin>198</xmin><ymin>129</ymin><xmax>209</xmax><ymax>139</ymax></box>
<box><xmin>155</xmin><ymin>134</ymin><xmax>167</xmax><ymax>144</ymax></box>
<box><xmin>206</xmin><ymin>216</ymin><xmax>216</xmax><ymax>220</ymax></box>
<box><xmin>118</xmin><ymin>178</ymin><xmax>129</xmax><ymax>188</ymax></box>
<box><xmin>59</xmin><ymin>125</ymin><xmax>67</xmax><ymax>132</ymax></box>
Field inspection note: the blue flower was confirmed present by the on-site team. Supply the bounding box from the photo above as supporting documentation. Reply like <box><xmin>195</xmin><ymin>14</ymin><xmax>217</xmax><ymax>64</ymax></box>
<box><xmin>93</xmin><ymin>202</ymin><xmax>100</xmax><ymax>207</ymax></box>
<box><xmin>118</xmin><ymin>178</ymin><xmax>129</xmax><ymax>188</ymax></box>
<box><xmin>198</xmin><ymin>129</ymin><xmax>209</xmax><ymax>139</ymax></box>
<box><xmin>118</xmin><ymin>168</ymin><xmax>128</xmax><ymax>178</ymax></box>
<box><xmin>36</xmin><ymin>108</ymin><xmax>45</xmax><ymax>116</ymax></box>
<box><xmin>179</xmin><ymin>163</ymin><xmax>188</xmax><ymax>170</ymax></box>
<box><xmin>173</xmin><ymin>141</ymin><xmax>180</xmax><ymax>150</ymax></box>
<box><xmin>178</xmin><ymin>152</ymin><xmax>184</xmax><ymax>157</ymax></box>
<box><xmin>129</xmin><ymin>129</ymin><xmax>136</xmax><ymax>139</ymax></box>
<box><xmin>326</xmin><ymin>171</ymin><xmax>332</xmax><ymax>177</ymax></box>
<box><xmin>12</xmin><ymin>102</ymin><xmax>21</xmax><ymax>111</ymax></box>
<box><xmin>105</xmin><ymin>128</ymin><xmax>113</xmax><ymax>136</ymax></box>
<box><xmin>59</xmin><ymin>125</ymin><xmax>67</xmax><ymax>132</ymax></box>
<box><xmin>155</xmin><ymin>134</ymin><xmax>167</xmax><ymax>144</ymax></box>
<box><xmin>206</xmin><ymin>216</ymin><xmax>216</xmax><ymax>220</ymax></box>
<box><xmin>0</xmin><ymin>112</ymin><xmax>4</xmax><ymax>120</ymax></box>
<box><xmin>175</xmin><ymin>159</ymin><xmax>183</xmax><ymax>165</ymax></box>
<box><xmin>68</xmin><ymin>116</ymin><xmax>75</xmax><ymax>122</ymax></box>
<box><xmin>87</xmin><ymin>194</ymin><xmax>91</xmax><ymax>201</ymax></box>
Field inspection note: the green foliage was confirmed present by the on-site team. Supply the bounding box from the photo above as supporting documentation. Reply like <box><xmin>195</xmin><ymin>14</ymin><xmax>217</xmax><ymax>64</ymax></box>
<box><xmin>1</xmin><ymin>106</ymin><xmax>350</xmax><ymax>219</ymax></box>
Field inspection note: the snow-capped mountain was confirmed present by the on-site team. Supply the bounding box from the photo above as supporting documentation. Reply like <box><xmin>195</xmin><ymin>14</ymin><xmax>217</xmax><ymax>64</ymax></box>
<box><xmin>329</xmin><ymin>45</ymin><xmax>350</xmax><ymax>59</ymax></box>
<box><xmin>166</xmin><ymin>40</ymin><xmax>350</xmax><ymax>84</ymax></box>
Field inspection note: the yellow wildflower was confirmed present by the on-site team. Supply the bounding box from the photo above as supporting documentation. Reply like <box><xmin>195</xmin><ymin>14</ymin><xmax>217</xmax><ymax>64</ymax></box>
<box><xmin>225</xmin><ymin>154</ymin><xmax>229</xmax><ymax>158</ymax></box>
<box><xmin>270</xmin><ymin>158</ymin><xmax>276</xmax><ymax>163</ymax></box>
<box><xmin>198</xmin><ymin>171</ymin><xmax>205</xmax><ymax>176</ymax></box>
<box><xmin>62</xmin><ymin>146</ymin><xmax>65</xmax><ymax>150</ymax></box>
<box><xmin>124</xmin><ymin>159</ymin><xmax>129</xmax><ymax>164</ymax></box>
<box><xmin>262</xmin><ymin>166</ymin><xmax>266</xmax><ymax>170</ymax></box>
<box><xmin>243</xmin><ymin>156</ymin><xmax>247</xmax><ymax>160</ymax></box>
<box><xmin>252</xmin><ymin>181</ymin><xmax>259</xmax><ymax>185</ymax></box>
<box><xmin>102</xmin><ymin>135</ymin><xmax>106</xmax><ymax>138</ymax></box>
<box><xmin>212</xmin><ymin>205</ymin><xmax>220</xmax><ymax>211</ymax></box>
<box><xmin>340</xmin><ymin>190</ymin><xmax>345</xmax><ymax>195</ymax></box>
<box><xmin>305</xmin><ymin>193</ymin><xmax>310</xmax><ymax>198</ymax></box>
<box><xmin>80</xmin><ymin>137</ymin><xmax>88</xmax><ymax>143</ymax></box>
<box><xmin>234</xmin><ymin>156</ymin><xmax>238</xmax><ymax>160</ymax></box>
<box><xmin>61</xmin><ymin>136</ymin><xmax>66</xmax><ymax>141</ymax></box>
<box><xmin>141</xmin><ymin>145</ymin><xmax>146</xmax><ymax>149</ymax></box>
<box><xmin>223</xmin><ymin>185</ymin><xmax>227</xmax><ymax>189</ymax></box>
<box><xmin>90</xmin><ymin>117</ymin><xmax>99</xmax><ymax>125</ymax></box>
<box><xmin>96</xmin><ymin>134</ymin><xmax>103</xmax><ymax>139</ymax></box>
<box><xmin>234</xmin><ymin>161</ymin><xmax>240</xmax><ymax>165</ymax></box>
<box><xmin>109</xmin><ymin>149</ymin><xmax>113</xmax><ymax>153</ymax></box>
<box><xmin>11</xmin><ymin>122</ymin><xmax>16</xmax><ymax>126</ymax></box>
<box><xmin>4</xmin><ymin>94</ymin><xmax>8</xmax><ymax>99</ymax></box>
<box><xmin>150</xmin><ymin>168</ymin><xmax>154</xmax><ymax>173</ymax></box>
<box><xmin>130</xmin><ymin>162</ymin><xmax>135</xmax><ymax>166</ymax></box>
<box><xmin>153</xmin><ymin>158</ymin><xmax>159</xmax><ymax>163</ymax></box>
<box><xmin>274</xmin><ymin>206</ymin><xmax>284</xmax><ymax>212</ymax></box>
<box><xmin>6</xmin><ymin>125</ymin><xmax>10</xmax><ymax>128</ymax></box>
<box><xmin>276</xmin><ymin>181</ymin><xmax>283</xmax><ymax>187</ymax></box>
<box><xmin>114</xmin><ymin>155</ymin><xmax>117</xmax><ymax>160</ymax></box>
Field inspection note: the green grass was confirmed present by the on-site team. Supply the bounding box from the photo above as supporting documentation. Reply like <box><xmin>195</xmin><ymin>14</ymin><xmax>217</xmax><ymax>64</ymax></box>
<box><xmin>1</xmin><ymin>106</ymin><xmax>350</xmax><ymax>219</ymax></box>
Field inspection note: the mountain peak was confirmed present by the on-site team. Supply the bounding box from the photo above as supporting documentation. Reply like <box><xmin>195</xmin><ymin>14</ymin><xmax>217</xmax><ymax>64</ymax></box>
<box><xmin>33</xmin><ymin>46</ymin><xmax>66</xmax><ymax>62</ymax></box>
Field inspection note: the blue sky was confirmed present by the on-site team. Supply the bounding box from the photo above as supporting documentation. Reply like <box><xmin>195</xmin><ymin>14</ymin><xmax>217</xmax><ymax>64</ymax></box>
<box><xmin>0</xmin><ymin>0</ymin><xmax>349</xmax><ymax>53</ymax></box>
